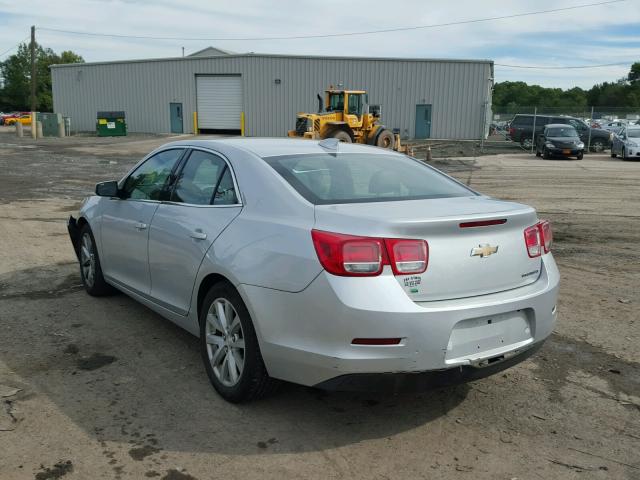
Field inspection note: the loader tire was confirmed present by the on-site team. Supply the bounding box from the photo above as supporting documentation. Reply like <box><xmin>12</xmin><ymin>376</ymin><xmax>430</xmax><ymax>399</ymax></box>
<box><xmin>331</xmin><ymin>130</ymin><xmax>352</xmax><ymax>143</ymax></box>
<box><xmin>376</xmin><ymin>129</ymin><xmax>395</xmax><ymax>149</ymax></box>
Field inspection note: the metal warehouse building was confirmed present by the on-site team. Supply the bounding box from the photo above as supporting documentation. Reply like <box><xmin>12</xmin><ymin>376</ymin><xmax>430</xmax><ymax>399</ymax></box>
<box><xmin>51</xmin><ymin>48</ymin><xmax>493</xmax><ymax>139</ymax></box>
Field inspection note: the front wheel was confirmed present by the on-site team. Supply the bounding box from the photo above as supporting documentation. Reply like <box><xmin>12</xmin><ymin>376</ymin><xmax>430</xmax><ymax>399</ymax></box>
<box><xmin>576</xmin><ymin>152</ymin><xmax>584</xmax><ymax>160</ymax></box>
<box><xmin>376</xmin><ymin>129</ymin><xmax>395</xmax><ymax>149</ymax></box>
<box><xmin>78</xmin><ymin>224</ymin><xmax>117</xmax><ymax>296</ymax></box>
<box><xmin>200</xmin><ymin>282</ymin><xmax>278</xmax><ymax>403</ymax></box>
<box><xmin>621</xmin><ymin>147</ymin><xmax>628</xmax><ymax>161</ymax></box>
<box><xmin>542</xmin><ymin>148</ymin><xmax>550</xmax><ymax>159</ymax></box>
<box><xmin>520</xmin><ymin>137</ymin><xmax>533</xmax><ymax>149</ymax></box>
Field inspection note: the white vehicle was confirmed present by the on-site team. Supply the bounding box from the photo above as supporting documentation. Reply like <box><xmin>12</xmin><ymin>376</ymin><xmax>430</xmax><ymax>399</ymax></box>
<box><xmin>611</xmin><ymin>126</ymin><xmax>640</xmax><ymax>160</ymax></box>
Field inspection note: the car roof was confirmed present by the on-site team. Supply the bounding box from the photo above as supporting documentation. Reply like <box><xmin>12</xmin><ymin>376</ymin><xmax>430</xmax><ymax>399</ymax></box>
<box><xmin>160</xmin><ymin>137</ymin><xmax>404</xmax><ymax>158</ymax></box>
<box><xmin>545</xmin><ymin>124</ymin><xmax>575</xmax><ymax>128</ymax></box>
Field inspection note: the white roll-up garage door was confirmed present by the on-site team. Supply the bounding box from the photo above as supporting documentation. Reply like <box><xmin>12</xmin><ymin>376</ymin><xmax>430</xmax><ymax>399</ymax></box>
<box><xmin>196</xmin><ymin>75</ymin><xmax>243</xmax><ymax>130</ymax></box>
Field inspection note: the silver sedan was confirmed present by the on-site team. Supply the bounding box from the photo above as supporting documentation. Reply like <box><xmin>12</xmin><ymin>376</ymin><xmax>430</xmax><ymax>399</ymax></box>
<box><xmin>68</xmin><ymin>138</ymin><xmax>559</xmax><ymax>402</ymax></box>
<box><xmin>611</xmin><ymin>126</ymin><xmax>640</xmax><ymax>160</ymax></box>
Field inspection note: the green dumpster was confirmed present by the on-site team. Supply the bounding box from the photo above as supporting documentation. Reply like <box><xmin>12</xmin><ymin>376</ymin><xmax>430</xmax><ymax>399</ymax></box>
<box><xmin>96</xmin><ymin>111</ymin><xmax>127</xmax><ymax>137</ymax></box>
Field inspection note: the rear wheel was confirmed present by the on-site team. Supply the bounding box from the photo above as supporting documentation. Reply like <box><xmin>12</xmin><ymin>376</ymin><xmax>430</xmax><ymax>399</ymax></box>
<box><xmin>330</xmin><ymin>130</ymin><xmax>352</xmax><ymax>143</ymax></box>
<box><xmin>376</xmin><ymin>129</ymin><xmax>395</xmax><ymax>149</ymax></box>
<box><xmin>200</xmin><ymin>282</ymin><xmax>278</xmax><ymax>403</ymax></box>
<box><xmin>78</xmin><ymin>224</ymin><xmax>117</xmax><ymax>296</ymax></box>
<box><xmin>590</xmin><ymin>139</ymin><xmax>606</xmax><ymax>152</ymax></box>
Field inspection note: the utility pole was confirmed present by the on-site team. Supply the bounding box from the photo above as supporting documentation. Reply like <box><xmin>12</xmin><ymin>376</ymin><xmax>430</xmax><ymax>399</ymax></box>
<box><xmin>30</xmin><ymin>25</ymin><xmax>36</xmax><ymax>112</ymax></box>
<box><xmin>182</xmin><ymin>47</ymin><xmax>185</xmax><ymax>57</ymax></box>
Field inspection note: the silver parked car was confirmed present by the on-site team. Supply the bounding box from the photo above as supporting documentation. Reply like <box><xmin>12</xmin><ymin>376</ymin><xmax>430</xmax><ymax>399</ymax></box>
<box><xmin>68</xmin><ymin>138</ymin><xmax>559</xmax><ymax>402</ymax></box>
<box><xmin>611</xmin><ymin>126</ymin><xmax>640</xmax><ymax>160</ymax></box>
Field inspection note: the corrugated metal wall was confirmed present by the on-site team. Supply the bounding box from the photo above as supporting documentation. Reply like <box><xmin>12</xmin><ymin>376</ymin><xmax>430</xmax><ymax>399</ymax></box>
<box><xmin>51</xmin><ymin>55</ymin><xmax>492</xmax><ymax>139</ymax></box>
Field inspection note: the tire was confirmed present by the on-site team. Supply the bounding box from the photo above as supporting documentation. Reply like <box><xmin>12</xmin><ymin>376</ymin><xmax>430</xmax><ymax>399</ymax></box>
<box><xmin>521</xmin><ymin>137</ymin><xmax>533</xmax><ymax>149</ymax></box>
<box><xmin>542</xmin><ymin>148</ymin><xmax>550</xmax><ymax>159</ymax></box>
<box><xmin>590</xmin><ymin>139</ymin><xmax>605</xmax><ymax>153</ymax></box>
<box><xmin>577</xmin><ymin>152</ymin><xmax>584</xmax><ymax>160</ymax></box>
<box><xmin>330</xmin><ymin>130</ymin><xmax>352</xmax><ymax>143</ymax></box>
<box><xmin>621</xmin><ymin>147</ymin><xmax>627</xmax><ymax>161</ymax></box>
<box><xmin>199</xmin><ymin>282</ymin><xmax>278</xmax><ymax>403</ymax></box>
<box><xmin>376</xmin><ymin>129</ymin><xmax>395</xmax><ymax>149</ymax></box>
<box><xmin>78</xmin><ymin>224</ymin><xmax>117</xmax><ymax>296</ymax></box>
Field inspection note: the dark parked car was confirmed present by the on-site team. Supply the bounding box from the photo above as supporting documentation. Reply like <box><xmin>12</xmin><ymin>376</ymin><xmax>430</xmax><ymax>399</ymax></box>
<box><xmin>508</xmin><ymin>114</ymin><xmax>611</xmax><ymax>152</ymax></box>
<box><xmin>535</xmin><ymin>124</ymin><xmax>584</xmax><ymax>160</ymax></box>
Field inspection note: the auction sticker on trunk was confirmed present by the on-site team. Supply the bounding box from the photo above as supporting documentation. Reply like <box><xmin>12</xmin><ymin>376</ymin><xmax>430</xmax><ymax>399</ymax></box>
<box><xmin>403</xmin><ymin>276</ymin><xmax>421</xmax><ymax>293</ymax></box>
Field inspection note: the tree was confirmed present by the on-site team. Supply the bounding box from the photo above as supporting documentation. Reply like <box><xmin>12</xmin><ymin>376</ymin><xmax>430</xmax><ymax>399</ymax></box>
<box><xmin>629</xmin><ymin>62</ymin><xmax>640</xmax><ymax>84</ymax></box>
<box><xmin>0</xmin><ymin>42</ymin><xmax>84</xmax><ymax>111</ymax></box>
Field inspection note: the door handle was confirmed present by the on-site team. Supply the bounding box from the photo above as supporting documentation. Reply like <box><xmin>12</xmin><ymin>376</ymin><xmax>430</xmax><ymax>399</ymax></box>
<box><xmin>190</xmin><ymin>229</ymin><xmax>207</xmax><ymax>240</ymax></box>
<box><xmin>135</xmin><ymin>222</ymin><xmax>148</xmax><ymax>230</ymax></box>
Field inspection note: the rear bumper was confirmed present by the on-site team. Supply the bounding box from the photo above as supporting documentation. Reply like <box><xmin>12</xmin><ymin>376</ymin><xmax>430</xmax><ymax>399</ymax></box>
<box><xmin>315</xmin><ymin>340</ymin><xmax>544</xmax><ymax>392</ymax></box>
<box><xmin>67</xmin><ymin>215</ymin><xmax>81</xmax><ymax>259</ymax></box>
<box><xmin>242</xmin><ymin>254</ymin><xmax>560</xmax><ymax>388</ymax></box>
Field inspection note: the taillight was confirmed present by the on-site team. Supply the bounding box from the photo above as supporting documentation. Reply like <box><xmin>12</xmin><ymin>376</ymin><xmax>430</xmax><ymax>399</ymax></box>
<box><xmin>384</xmin><ymin>238</ymin><xmax>428</xmax><ymax>274</ymax></box>
<box><xmin>538</xmin><ymin>220</ymin><xmax>553</xmax><ymax>253</ymax></box>
<box><xmin>311</xmin><ymin>230</ymin><xmax>428</xmax><ymax>277</ymax></box>
<box><xmin>311</xmin><ymin>230</ymin><xmax>385</xmax><ymax>276</ymax></box>
<box><xmin>524</xmin><ymin>220</ymin><xmax>552</xmax><ymax>257</ymax></box>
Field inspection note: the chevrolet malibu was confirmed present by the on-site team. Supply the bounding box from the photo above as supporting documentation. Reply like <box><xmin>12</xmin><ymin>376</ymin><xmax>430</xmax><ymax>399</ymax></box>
<box><xmin>68</xmin><ymin>138</ymin><xmax>559</xmax><ymax>402</ymax></box>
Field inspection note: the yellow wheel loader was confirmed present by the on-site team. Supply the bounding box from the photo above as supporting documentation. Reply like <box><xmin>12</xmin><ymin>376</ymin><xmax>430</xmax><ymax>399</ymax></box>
<box><xmin>288</xmin><ymin>87</ymin><xmax>409</xmax><ymax>153</ymax></box>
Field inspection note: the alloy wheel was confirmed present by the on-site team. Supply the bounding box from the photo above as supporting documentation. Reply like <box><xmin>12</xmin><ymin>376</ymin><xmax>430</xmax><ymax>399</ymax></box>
<box><xmin>205</xmin><ymin>298</ymin><xmax>245</xmax><ymax>387</ymax></box>
<box><xmin>80</xmin><ymin>233</ymin><xmax>95</xmax><ymax>288</ymax></box>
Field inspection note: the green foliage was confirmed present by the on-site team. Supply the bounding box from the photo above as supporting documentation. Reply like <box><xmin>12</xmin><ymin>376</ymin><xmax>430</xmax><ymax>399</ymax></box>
<box><xmin>494</xmin><ymin>63</ymin><xmax>640</xmax><ymax>113</ymax></box>
<box><xmin>0</xmin><ymin>42</ymin><xmax>84</xmax><ymax>112</ymax></box>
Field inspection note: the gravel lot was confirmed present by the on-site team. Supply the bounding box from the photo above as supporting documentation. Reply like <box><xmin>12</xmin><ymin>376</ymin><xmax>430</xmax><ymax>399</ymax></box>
<box><xmin>1</xmin><ymin>127</ymin><xmax>638</xmax><ymax>480</ymax></box>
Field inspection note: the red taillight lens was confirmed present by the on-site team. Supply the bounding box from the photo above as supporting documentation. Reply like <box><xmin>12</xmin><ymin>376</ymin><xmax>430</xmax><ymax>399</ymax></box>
<box><xmin>384</xmin><ymin>238</ymin><xmax>428</xmax><ymax>274</ymax></box>
<box><xmin>311</xmin><ymin>230</ymin><xmax>385</xmax><ymax>276</ymax></box>
<box><xmin>311</xmin><ymin>230</ymin><xmax>428</xmax><ymax>277</ymax></box>
<box><xmin>524</xmin><ymin>224</ymin><xmax>541</xmax><ymax>257</ymax></box>
<box><xmin>538</xmin><ymin>220</ymin><xmax>553</xmax><ymax>253</ymax></box>
<box><xmin>524</xmin><ymin>220</ymin><xmax>552</xmax><ymax>257</ymax></box>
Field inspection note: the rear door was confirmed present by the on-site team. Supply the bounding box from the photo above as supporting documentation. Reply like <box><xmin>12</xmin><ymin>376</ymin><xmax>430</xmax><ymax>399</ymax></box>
<box><xmin>148</xmin><ymin>148</ymin><xmax>242</xmax><ymax>315</ymax></box>
<box><xmin>100</xmin><ymin>148</ymin><xmax>185</xmax><ymax>294</ymax></box>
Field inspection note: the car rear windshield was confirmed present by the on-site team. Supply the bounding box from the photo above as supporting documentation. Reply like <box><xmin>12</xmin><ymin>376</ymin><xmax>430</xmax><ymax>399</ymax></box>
<box><xmin>263</xmin><ymin>153</ymin><xmax>476</xmax><ymax>205</ymax></box>
<box><xmin>546</xmin><ymin>127</ymin><xmax>578</xmax><ymax>137</ymax></box>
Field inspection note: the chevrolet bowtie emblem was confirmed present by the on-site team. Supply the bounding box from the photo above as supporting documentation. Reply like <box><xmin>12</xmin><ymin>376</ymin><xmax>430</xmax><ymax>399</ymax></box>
<box><xmin>471</xmin><ymin>244</ymin><xmax>499</xmax><ymax>258</ymax></box>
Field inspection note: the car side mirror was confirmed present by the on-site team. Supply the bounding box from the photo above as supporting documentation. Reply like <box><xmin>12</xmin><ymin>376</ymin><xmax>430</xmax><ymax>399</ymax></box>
<box><xmin>95</xmin><ymin>180</ymin><xmax>120</xmax><ymax>197</ymax></box>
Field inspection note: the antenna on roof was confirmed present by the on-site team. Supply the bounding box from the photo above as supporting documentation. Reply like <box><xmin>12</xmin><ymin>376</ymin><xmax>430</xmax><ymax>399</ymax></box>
<box><xmin>319</xmin><ymin>138</ymin><xmax>340</xmax><ymax>150</ymax></box>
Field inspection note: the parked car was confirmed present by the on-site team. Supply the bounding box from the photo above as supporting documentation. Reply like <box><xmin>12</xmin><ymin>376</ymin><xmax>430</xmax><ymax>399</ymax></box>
<box><xmin>5</xmin><ymin>114</ymin><xmax>32</xmax><ymax>126</ymax></box>
<box><xmin>0</xmin><ymin>112</ymin><xmax>19</xmax><ymax>125</ymax></box>
<box><xmin>508</xmin><ymin>114</ymin><xmax>611</xmax><ymax>152</ymax></box>
<box><xmin>535</xmin><ymin>124</ymin><xmax>584</xmax><ymax>160</ymax></box>
<box><xmin>611</xmin><ymin>126</ymin><xmax>640</xmax><ymax>160</ymax></box>
<box><xmin>67</xmin><ymin>139</ymin><xmax>559</xmax><ymax>402</ymax></box>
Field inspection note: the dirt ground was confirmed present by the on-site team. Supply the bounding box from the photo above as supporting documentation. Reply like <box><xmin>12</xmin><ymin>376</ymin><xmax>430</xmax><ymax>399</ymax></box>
<box><xmin>0</xmin><ymin>127</ymin><xmax>638</xmax><ymax>480</ymax></box>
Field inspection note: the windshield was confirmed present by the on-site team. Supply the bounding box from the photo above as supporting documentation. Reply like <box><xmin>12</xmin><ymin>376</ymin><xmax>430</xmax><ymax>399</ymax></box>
<box><xmin>327</xmin><ymin>93</ymin><xmax>344</xmax><ymax>112</ymax></box>
<box><xmin>627</xmin><ymin>129</ymin><xmax>640</xmax><ymax>138</ymax></box>
<box><xmin>263</xmin><ymin>153</ymin><xmax>476</xmax><ymax>205</ymax></box>
<box><xmin>546</xmin><ymin>127</ymin><xmax>578</xmax><ymax>137</ymax></box>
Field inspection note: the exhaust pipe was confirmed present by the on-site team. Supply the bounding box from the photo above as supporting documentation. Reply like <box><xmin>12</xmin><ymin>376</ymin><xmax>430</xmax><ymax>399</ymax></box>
<box><xmin>317</xmin><ymin>94</ymin><xmax>323</xmax><ymax>113</ymax></box>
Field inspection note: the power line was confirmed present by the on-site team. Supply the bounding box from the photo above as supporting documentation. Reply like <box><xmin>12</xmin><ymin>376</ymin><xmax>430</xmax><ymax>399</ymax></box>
<box><xmin>37</xmin><ymin>0</ymin><xmax>628</xmax><ymax>42</ymax></box>
<box><xmin>0</xmin><ymin>36</ymin><xmax>30</xmax><ymax>58</ymax></box>
<box><xmin>496</xmin><ymin>61</ymin><xmax>631</xmax><ymax>69</ymax></box>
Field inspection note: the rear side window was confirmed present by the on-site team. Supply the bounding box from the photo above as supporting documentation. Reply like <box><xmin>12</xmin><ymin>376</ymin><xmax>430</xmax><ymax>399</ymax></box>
<box><xmin>512</xmin><ymin>115</ymin><xmax>533</xmax><ymax>126</ymax></box>
<box><xmin>171</xmin><ymin>150</ymin><xmax>233</xmax><ymax>205</ymax></box>
<box><xmin>263</xmin><ymin>153</ymin><xmax>475</xmax><ymax>205</ymax></box>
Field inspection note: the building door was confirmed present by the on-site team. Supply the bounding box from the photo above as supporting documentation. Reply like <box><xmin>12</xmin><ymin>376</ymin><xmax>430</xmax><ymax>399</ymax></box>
<box><xmin>170</xmin><ymin>103</ymin><xmax>183</xmax><ymax>134</ymax></box>
<box><xmin>415</xmin><ymin>104</ymin><xmax>432</xmax><ymax>139</ymax></box>
<box><xmin>196</xmin><ymin>75</ymin><xmax>243</xmax><ymax>132</ymax></box>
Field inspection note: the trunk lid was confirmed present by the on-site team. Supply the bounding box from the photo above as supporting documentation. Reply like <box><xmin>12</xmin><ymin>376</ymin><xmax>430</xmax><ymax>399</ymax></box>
<box><xmin>314</xmin><ymin>196</ymin><xmax>542</xmax><ymax>301</ymax></box>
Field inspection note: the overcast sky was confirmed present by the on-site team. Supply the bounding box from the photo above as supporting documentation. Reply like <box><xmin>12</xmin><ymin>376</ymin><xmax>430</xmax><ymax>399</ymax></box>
<box><xmin>1</xmin><ymin>0</ymin><xmax>639</xmax><ymax>89</ymax></box>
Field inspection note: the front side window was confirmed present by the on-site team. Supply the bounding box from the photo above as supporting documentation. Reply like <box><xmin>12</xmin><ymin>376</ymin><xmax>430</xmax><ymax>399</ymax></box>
<box><xmin>264</xmin><ymin>153</ymin><xmax>475</xmax><ymax>205</ymax></box>
<box><xmin>347</xmin><ymin>94</ymin><xmax>363</xmax><ymax>115</ymax></box>
<box><xmin>122</xmin><ymin>149</ymin><xmax>184</xmax><ymax>200</ymax></box>
<box><xmin>568</xmin><ymin>119</ymin><xmax>588</xmax><ymax>131</ymax></box>
<box><xmin>171</xmin><ymin>150</ymin><xmax>227</xmax><ymax>205</ymax></box>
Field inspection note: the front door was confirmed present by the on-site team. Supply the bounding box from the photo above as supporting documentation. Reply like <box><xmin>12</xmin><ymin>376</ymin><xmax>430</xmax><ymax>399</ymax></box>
<box><xmin>148</xmin><ymin>149</ymin><xmax>242</xmax><ymax>314</ymax></box>
<box><xmin>170</xmin><ymin>102</ymin><xmax>183</xmax><ymax>134</ymax></box>
<box><xmin>415</xmin><ymin>104</ymin><xmax>432</xmax><ymax>139</ymax></box>
<box><xmin>100</xmin><ymin>148</ymin><xmax>185</xmax><ymax>294</ymax></box>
